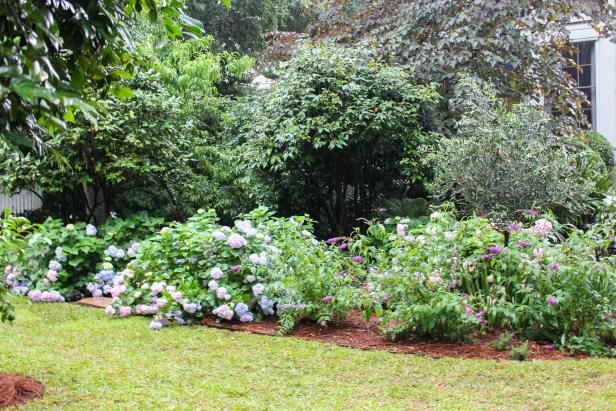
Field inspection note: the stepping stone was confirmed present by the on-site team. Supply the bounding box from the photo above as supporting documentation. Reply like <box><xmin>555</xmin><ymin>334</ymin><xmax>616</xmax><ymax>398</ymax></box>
<box><xmin>73</xmin><ymin>297</ymin><xmax>112</xmax><ymax>309</ymax></box>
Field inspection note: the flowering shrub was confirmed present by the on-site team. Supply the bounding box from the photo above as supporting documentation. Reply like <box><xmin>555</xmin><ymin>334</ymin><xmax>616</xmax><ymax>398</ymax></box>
<box><xmin>0</xmin><ymin>210</ymin><xmax>33</xmax><ymax>321</ymax></box>
<box><xmin>107</xmin><ymin>208</ymin><xmax>359</xmax><ymax>332</ymax></box>
<box><xmin>2</xmin><ymin>214</ymin><xmax>163</xmax><ymax>302</ymax></box>
<box><xmin>352</xmin><ymin>208</ymin><xmax>616</xmax><ymax>353</ymax></box>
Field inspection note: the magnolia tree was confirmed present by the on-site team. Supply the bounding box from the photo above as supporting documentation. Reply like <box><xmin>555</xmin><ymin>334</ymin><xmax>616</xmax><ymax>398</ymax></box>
<box><xmin>309</xmin><ymin>0</ymin><xmax>616</xmax><ymax>129</ymax></box>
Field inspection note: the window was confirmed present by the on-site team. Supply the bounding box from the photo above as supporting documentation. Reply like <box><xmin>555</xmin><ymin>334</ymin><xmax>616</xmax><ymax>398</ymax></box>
<box><xmin>564</xmin><ymin>41</ymin><xmax>596</xmax><ymax>128</ymax></box>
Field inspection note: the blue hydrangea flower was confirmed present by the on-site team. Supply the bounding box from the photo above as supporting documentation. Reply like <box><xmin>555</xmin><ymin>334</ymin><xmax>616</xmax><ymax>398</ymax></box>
<box><xmin>259</xmin><ymin>296</ymin><xmax>275</xmax><ymax>316</ymax></box>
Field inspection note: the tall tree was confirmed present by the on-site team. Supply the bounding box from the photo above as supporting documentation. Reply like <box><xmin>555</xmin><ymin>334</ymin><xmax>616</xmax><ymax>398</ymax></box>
<box><xmin>0</xmin><ymin>0</ymin><xmax>220</xmax><ymax>150</ymax></box>
<box><xmin>308</xmin><ymin>0</ymin><xmax>616</xmax><ymax>129</ymax></box>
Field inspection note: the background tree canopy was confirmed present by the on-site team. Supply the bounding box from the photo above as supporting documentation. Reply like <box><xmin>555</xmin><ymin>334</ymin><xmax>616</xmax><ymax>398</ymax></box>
<box><xmin>187</xmin><ymin>0</ymin><xmax>314</xmax><ymax>53</ymax></box>
<box><xmin>308</xmin><ymin>0</ymin><xmax>616</xmax><ymax>130</ymax></box>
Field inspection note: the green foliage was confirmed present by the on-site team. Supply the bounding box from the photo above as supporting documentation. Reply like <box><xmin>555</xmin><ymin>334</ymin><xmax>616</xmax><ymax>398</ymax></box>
<box><xmin>0</xmin><ymin>20</ymin><xmax>257</xmax><ymax>223</ymax></box>
<box><xmin>240</xmin><ymin>44</ymin><xmax>440</xmax><ymax>234</ymax></box>
<box><xmin>187</xmin><ymin>0</ymin><xmax>312</xmax><ymax>53</ymax></box>
<box><xmin>582</xmin><ymin>131</ymin><xmax>615</xmax><ymax>171</ymax></box>
<box><xmin>352</xmin><ymin>209</ymin><xmax>616</xmax><ymax>353</ymax></box>
<box><xmin>491</xmin><ymin>332</ymin><xmax>514</xmax><ymax>352</ymax></box>
<box><xmin>0</xmin><ymin>0</ymin><xmax>208</xmax><ymax>149</ymax></box>
<box><xmin>108</xmin><ymin>207</ymin><xmax>359</xmax><ymax>331</ymax></box>
<box><xmin>309</xmin><ymin>0</ymin><xmax>616</xmax><ymax>129</ymax></box>
<box><xmin>0</xmin><ymin>209</ymin><xmax>33</xmax><ymax>322</ymax></box>
<box><xmin>427</xmin><ymin>80</ymin><xmax>602</xmax><ymax>222</ymax></box>
<box><xmin>5</xmin><ymin>214</ymin><xmax>163</xmax><ymax>298</ymax></box>
<box><xmin>510</xmin><ymin>342</ymin><xmax>530</xmax><ymax>361</ymax></box>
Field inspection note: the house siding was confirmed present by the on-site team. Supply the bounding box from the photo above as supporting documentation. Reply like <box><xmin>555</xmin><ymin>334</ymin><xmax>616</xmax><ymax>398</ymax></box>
<box><xmin>568</xmin><ymin>22</ymin><xmax>616</xmax><ymax>150</ymax></box>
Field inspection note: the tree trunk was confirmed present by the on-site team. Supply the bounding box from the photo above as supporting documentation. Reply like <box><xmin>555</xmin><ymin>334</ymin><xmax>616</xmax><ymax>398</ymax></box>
<box><xmin>83</xmin><ymin>184</ymin><xmax>106</xmax><ymax>224</ymax></box>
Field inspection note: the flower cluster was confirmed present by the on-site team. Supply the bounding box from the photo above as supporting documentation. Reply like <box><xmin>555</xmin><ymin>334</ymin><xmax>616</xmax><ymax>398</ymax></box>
<box><xmin>27</xmin><ymin>289</ymin><xmax>65</xmax><ymax>303</ymax></box>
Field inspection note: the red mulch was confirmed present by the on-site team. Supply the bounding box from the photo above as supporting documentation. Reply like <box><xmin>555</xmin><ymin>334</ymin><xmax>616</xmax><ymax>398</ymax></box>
<box><xmin>202</xmin><ymin>310</ymin><xmax>586</xmax><ymax>361</ymax></box>
<box><xmin>0</xmin><ymin>374</ymin><xmax>44</xmax><ymax>408</ymax></box>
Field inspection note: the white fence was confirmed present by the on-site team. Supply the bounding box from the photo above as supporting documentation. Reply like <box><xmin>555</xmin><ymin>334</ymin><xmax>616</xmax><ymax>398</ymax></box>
<box><xmin>0</xmin><ymin>188</ymin><xmax>42</xmax><ymax>214</ymax></box>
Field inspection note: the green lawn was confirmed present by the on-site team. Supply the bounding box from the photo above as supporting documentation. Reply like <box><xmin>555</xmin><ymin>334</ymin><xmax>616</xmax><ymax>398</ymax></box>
<box><xmin>0</xmin><ymin>298</ymin><xmax>615</xmax><ymax>410</ymax></box>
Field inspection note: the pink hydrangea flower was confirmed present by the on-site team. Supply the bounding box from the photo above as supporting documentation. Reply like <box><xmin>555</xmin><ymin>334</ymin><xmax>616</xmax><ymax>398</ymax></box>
<box><xmin>547</xmin><ymin>296</ymin><xmax>558</xmax><ymax>305</ymax></box>
<box><xmin>105</xmin><ymin>305</ymin><xmax>116</xmax><ymax>315</ymax></box>
<box><xmin>119</xmin><ymin>306</ymin><xmax>132</xmax><ymax>317</ymax></box>
<box><xmin>28</xmin><ymin>289</ymin><xmax>42</xmax><ymax>302</ymax></box>
<box><xmin>46</xmin><ymin>269</ymin><xmax>58</xmax><ymax>282</ymax></box>
<box><xmin>227</xmin><ymin>233</ymin><xmax>247</xmax><ymax>249</ymax></box>
<box><xmin>531</xmin><ymin>219</ymin><xmax>553</xmax><ymax>237</ymax></box>
<box><xmin>211</xmin><ymin>267</ymin><xmax>224</xmax><ymax>280</ymax></box>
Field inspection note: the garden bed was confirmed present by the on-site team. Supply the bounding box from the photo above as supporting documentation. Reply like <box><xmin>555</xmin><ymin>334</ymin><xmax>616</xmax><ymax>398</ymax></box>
<box><xmin>0</xmin><ymin>373</ymin><xmax>44</xmax><ymax>408</ymax></box>
<box><xmin>201</xmin><ymin>310</ymin><xmax>585</xmax><ymax>361</ymax></box>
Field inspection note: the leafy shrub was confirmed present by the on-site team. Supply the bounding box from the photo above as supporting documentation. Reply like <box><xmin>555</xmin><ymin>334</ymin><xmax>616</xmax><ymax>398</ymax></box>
<box><xmin>352</xmin><ymin>208</ymin><xmax>616</xmax><ymax>353</ymax></box>
<box><xmin>427</xmin><ymin>80</ymin><xmax>603</xmax><ymax>222</ymax></box>
<box><xmin>510</xmin><ymin>342</ymin><xmax>530</xmax><ymax>361</ymax></box>
<box><xmin>0</xmin><ymin>210</ymin><xmax>33</xmax><ymax>322</ymax></box>
<box><xmin>239</xmin><ymin>44</ymin><xmax>440</xmax><ymax>234</ymax></box>
<box><xmin>491</xmin><ymin>333</ymin><xmax>514</xmax><ymax>352</ymax></box>
<box><xmin>107</xmin><ymin>208</ymin><xmax>359</xmax><ymax>331</ymax></box>
<box><xmin>582</xmin><ymin>131</ymin><xmax>615</xmax><ymax>171</ymax></box>
<box><xmin>3</xmin><ymin>215</ymin><xmax>163</xmax><ymax>301</ymax></box>
<box><xmin>0</xmin><ymin>26</ymin><xmax>256</xmax><ymax>223</ymax></box>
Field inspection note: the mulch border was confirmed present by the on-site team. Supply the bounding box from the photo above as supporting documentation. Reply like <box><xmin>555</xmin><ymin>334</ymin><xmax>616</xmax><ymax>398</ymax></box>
<box><xmin>0</xmin><ymin>373</ymin><xmax>44</xmax><ymax>408</ymax></box>
<box><xmin>74</xmin><ymin>299</ymin><xmax>587</xmax><ymax>361</ymax></box>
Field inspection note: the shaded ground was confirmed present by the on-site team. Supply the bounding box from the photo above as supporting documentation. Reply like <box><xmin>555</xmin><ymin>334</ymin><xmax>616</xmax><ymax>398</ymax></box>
<box><xmin>201</xmin><ymin>310</ymin><xmax>583</xmax><ymax>361</ymax></box>
<box><xmin>1</xmin><ymin>298</ymin><xmax>615</xmax><ymax>409</ymax></box>
<box><xmin>0</xmin><ymin>374</ymin><xmax>43</xmax><ymax>408</ymax></box>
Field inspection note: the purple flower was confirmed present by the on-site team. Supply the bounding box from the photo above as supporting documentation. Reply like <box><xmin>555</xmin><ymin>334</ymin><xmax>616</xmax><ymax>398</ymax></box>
<box><xmin>230</xmin><ymin>265</ymin><xmax>242</xmax><ymax>273</ymax></box>
<box><xmin>474</xmin><ymin>311</ymin><xmax>485</xmax><ymax>319</ymax></box>
<box><xmin>551</xmin><ymin>263</ymin><xmax>560</xmax><ymax>270</ymax></box>
<box><xmin>524</xmin><ymin>209</ymin><xmax>538</xmax><ymax>216</ymax></box>
<box><xmin>322</xmin><ymin>295</ymin><xmax>333</xmax><ymax>304</ymax></box>
<box><xmin>486</xmin><ymin>246</ymin><xmax>503</xmax><ymax>254</ymax></box>
<box><xmin>351</xmin><ymin>256</ymin><xmax>365</xmax><ymax>263</ymax></box>
<box><xmin>464</xmin><ymin>305</ymin><xmax>474</xmax><ymax>315</ymax></box>
<box><xmin>339</xmin><ymin>243</ymin><xmax>348</xmax><ymax>251</ymax></box>
<box><xmin>547</xmin><ymin>296</ymin><xmax>558</xmax><ymax>305</ymax></box>
<box><xmin>210</xmin><ymin>267</ymin><xmax>224</xmax><ymax>280</ymax></box>
<box><xmin>149</xmin><ymin>320</ymin><xmax>163</xmax><ymax>330</ymax></box>
<box><xmin>508</xmin><ymin>223</ymin><xmax>521</xmax><ymax>233</ymax></box>
<box><xmin>543</xmin><ymin>344</ymin><xmax>554</xmax><ymax>350</ymax></box>
<box><xmin>240</xmin><ymin>312</ymin><xmax>254</xmax><ymax>323</ymax></box>
<box><xmin>325</xmin><ymin>237</ymin><xmax>340</xmax><ymax>244</ymax></box>
<box><xmin>517</xmin><ymin>241</ymin><xmax>530</xmax><ymax>248</ymax></box>
<box><xmin>380</xmin><ymin>295</ymin><xmax>390</xmax><ymax>303</ymax></box>
<box><xmin>482</xmin><ymin>254</ymin><xmax>497</xmax><ymax>261</ymax></box>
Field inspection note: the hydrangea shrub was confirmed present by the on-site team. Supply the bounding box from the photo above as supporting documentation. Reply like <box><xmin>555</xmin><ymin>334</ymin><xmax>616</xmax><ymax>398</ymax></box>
<box><xmin>106</xmin><ymin>207</ymin><xmax>360</xmax><ymax>332</ymax></box>
<box><xmin>2</xmin><ymin>215</ymin><xmax>163</xmax><ymax>301</ymax></box>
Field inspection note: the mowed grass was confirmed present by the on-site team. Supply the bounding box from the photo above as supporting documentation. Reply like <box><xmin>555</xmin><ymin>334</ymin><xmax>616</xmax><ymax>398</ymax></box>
<box><xmin>0</xmin><ymin>298</ymin><xmax>615</xmax><ymax>410</ymax></box>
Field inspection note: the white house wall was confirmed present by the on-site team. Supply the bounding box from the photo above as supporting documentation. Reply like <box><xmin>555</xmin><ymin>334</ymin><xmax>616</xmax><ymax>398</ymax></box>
<box><xmin>568</xmin><ymin>22</ymin><xmax>616</xmax><ymax>150</ymax></box>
